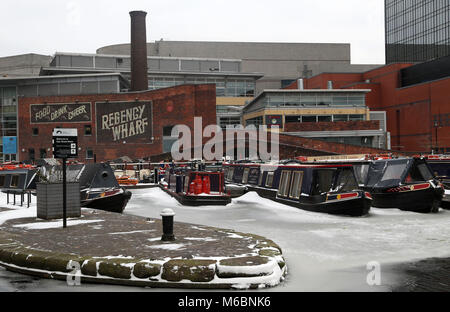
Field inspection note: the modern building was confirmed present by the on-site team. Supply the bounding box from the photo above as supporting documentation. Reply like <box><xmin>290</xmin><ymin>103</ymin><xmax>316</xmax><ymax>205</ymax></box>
<box><xmin>385</xmin><ymin>0</ymin><xmax>450</xmax><ymax>63</ymax></box>
<box><xmin>243</xmin><ymin>89</ymin><xmax>389</xmax><ymax>149</ymax></box>
<box><xmin>285</xmin><ymin>55</ymin><xmax>450</xmax><ymax>154</ymax></box>
<box><xmin>39</xmin><ymin>52</ymin><xmax>263</xmax><ymax>129</ymax></box>
<box><xmin>98</xmin><ymin>40</ymin><xmax>380</xmax><ymax>94</ymax></box>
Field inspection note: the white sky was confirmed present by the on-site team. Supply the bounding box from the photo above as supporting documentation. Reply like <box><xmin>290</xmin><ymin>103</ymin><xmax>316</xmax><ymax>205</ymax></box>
<box><xmin>0</xmin><ymin>0</ymin><xmax>385</xmax><ymax>64</ymax></box>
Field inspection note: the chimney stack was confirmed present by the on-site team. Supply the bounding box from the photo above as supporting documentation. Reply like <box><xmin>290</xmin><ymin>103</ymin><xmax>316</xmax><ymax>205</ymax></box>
<box><xmin>130</xmin><ymin>11</ymin><xmax>149</xmax><ymax>91</ymax></box>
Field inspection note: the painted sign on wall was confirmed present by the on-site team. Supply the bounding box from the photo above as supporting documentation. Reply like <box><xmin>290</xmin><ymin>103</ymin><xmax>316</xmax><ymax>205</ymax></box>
<box><xmin>30</xmin><ymin>103</ymin><xmax>91</xmax><ymax>123</ymax></box>
<box><xmin>2</xmin><ymin>136</ymin><xmax>17</xmax><ymax>154</ymax></box>
<box><xmin>95</xmin><ymin>101</ymin><xmax>153</xmax><ymax>143</ymax></box>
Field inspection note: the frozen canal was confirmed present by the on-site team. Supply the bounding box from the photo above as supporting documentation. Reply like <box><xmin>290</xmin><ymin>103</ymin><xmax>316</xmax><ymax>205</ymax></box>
<box><xmin>1</xmin><ymin>187</ymin><xmax>449</xmax><ymax>291</ymax></box>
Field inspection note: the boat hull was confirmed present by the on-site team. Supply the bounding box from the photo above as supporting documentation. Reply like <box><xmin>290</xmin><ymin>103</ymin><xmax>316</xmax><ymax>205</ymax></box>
<box><xmin>81</xmin><ymin>189</ymin><xmax>132</xmax><ymax>213</ymax></box>
<box><xmin>247</xmin><ymin>186</ymin><xmax>370</xmax><ymax>217</ymax></box>
<box><xmin>367</xmin><ymin>186</ymin><xmax>443</xmax><ymax>213</ymax></box>
<box><xmin>160</xmin><ymin>186</ymin><xmax>231</xmax><ymax>206</ymax></box>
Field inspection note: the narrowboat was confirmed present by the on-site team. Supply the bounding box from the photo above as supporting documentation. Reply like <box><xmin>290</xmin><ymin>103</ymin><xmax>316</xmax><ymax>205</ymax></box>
<box><xmin>223</xmin><ymin>160</ymin><xmax>371</xmax><ymax>216</ymax></box>
<box><xmin>420</xmin><ymin>155</ymin><xmax>450</xmax><ymax>209</ymax></box>
<box><xmin>361</xmin><ymin>157</ymin><xmax>444</xmax><ymax>213</ymax></box>
<box><xmin>39</xmin><ymin>163</ymin><xmax>132</xmax><ymax>213</ymax></box>
<box><xmin>159</xmin><ymin>164</ymin><xmax>231</xmax><ymax>206</ymax></box>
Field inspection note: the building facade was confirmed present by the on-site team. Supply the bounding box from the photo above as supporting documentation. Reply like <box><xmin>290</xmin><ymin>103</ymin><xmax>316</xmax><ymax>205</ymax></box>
<box><xmin>385</xmin><ymin>0</ymin><xmax>450</xmax><ymax>63</ymax></box>
<box><xmin>243</xmin><ymin>89</ymin><xmax>388</xmax><ymax>149</ymax></box>
<box><xmin>286</xmin><ymin>57</ymin><xmax>450</xmax><ymax>154</ymax></box>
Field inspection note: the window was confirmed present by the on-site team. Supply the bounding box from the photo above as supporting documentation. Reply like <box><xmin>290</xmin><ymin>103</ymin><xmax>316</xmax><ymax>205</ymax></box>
<box><xmin>302</xmin><ymin>116</ymin><xmax>316</xmax><ymax>123</ymax></box>
<box><xmin>311</xmin><ymin>169</ymin><xmax>336</xmax><ymax>195</ymax></box>
<box><xmin>32</xmin><ymin>128</ymin><xmax>39</xmax><ymax>136</ymax></box>
<box><xmin>0</xmin><ymin>175</ymin><xmax>5</xmax><ymax>187</ymax></box>
<box><xmin>334</xmin><ymin>168</ymin><xmax>358</xmax><ymax>192</ymax></box>
<box><xmin>381</xmin><ymin>163</ymin><xmax>407</xmax><ymax>182</ymax></box>
<box><xmin>265</xmin><ymin>172</ymin><xmax>274</xmax><ymax>187</ymax></box>
<box><xmin>86</xmin><ymin>148</ymin><xmax>94</xmax><ymax>159</ymax></box>
<box><xmin>277</xmin><ymin>170</ymin><xmax>291</xmax><ymax>197</ymax></box>
<box><xmin>28</xmin><ymin>148</ymin><xmax>35</xmax><ymax>161</ymax></box>
<box><xmin>318</xmin><ymin>115</ymin><xmax>332</xmax><ymax>122</ymax></box>
<box><xmin>39</xmin><ymin>148</ymin><xmax>47</xmax><ymax>159</ymax></box>
<box><xmin>258</xmin><ymin>171</ymin><xmax>264</xmax><ymax>186</ymax></box>
<box><xmin>84</xmin><ymin>125</ymin><xmax>92</xmax><ymax>136</ymax></box>
<box><xmin>289</xmin><ymin>171</ymin><xmax>303</xmax><ymax>199</ymax></box>
<box><xmin>10</xmin><ymin>175</ymin><xmax>19</xmax><ymax>187</ymax></box>
<box><xmin>242</xmin><ymin>168</ymin><xmax>250</xmax><ymax>184</ymax></box>
<box><xmin>227</xmin><ymin>168</ymin><xmax>234</xmax><ymax>181</ymax></box>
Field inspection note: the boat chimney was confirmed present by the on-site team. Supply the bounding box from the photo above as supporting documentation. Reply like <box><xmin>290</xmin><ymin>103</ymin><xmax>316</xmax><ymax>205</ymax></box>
<box><xmin>297</xmin><ymin>78</ymin><xmax>304</xmax><ymax>90</ymax></box>
<box><xmin>129</xmin><ymin>10</ymin><xmax>149</xmax><ymax>91</ymax></box>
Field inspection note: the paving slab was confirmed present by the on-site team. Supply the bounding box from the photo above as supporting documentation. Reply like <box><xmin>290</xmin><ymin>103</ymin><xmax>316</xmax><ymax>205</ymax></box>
<box><xmin>0</xmin><ymin>208</ymin><xmax>286</xmax><ymax>289</ymax></box>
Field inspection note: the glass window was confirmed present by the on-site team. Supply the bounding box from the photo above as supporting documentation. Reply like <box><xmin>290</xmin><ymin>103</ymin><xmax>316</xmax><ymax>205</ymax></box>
<box><xmin>86</xmin><ymin>148</ymin><xmax>94</xmax><ymax>159</ymax></box>
<box><xmin>289</xmin><ymin>171</ymin><xmax>303</xmax><ymax>199</ymax></box>
<box><xmin>277</xmin><ymin>170</ymin><xmax>291</xmax><ymax>197</ymax></box>
<box><xmin>0</xmin><ymin>175</ymin><xmax>4</xmax><ymax>187</ymax></box>
<box><xmin>333</xmin><ymin>168</ymin><xmax>358</xmax><ymax>192</ymax></box>
<box><xmin>40</xmin><ymin>149</ymin><xmax>47</xmax><ymax>159</ymax></box>
<box><xmin>84</xmin><ymin>125</ymin><xmax>92</xmax><ymax>136</ymax></box>
<box><xmin>302</xmin><ymin>116</ymin><xmax>317</xmax><ymax>123</ymax></box>
<box><xmin>318</xmin><ymin>115</ymin><xmax>332</xmax><ymax>122</ymax></box>
<box><xmin>300</xmin><ymin>95</ymin><xmax>316</xmax><ymax>106</ymax></box>
<box><xmin>10</xmin><ymin>175</ymin><xmax>19</xmax><ymax>187</ymax></box>
<box><xmin>266</xmin><ymin>172</ymin><xmax>274</xmax><ymax>187</ymax></box>
<box><xmin>381</xmin><ymin>163</ymin><xmax>407</xmax><ymax>182</ymax></box>
<box><xmin>311</xmin><ymin>169</ymin><xmax>335</xmax><ymax>195</ymax></box>
<box><xmin>32</xmin><ymin>128</ymin><xmax>39</xmax><ymax>136</ymax></box>
<box><xmin>242</xmin><ymin>168</ymin><xmax>250</xmax><ymax>184</ymax></box>
<box><xmin>225</xmin><ymin>168</ymin><xmax>232</xmax><ymax>181</ymax></box>
<box><xmin>333</xmin><ymin>114</ymin><xmax>348</xmax><ymax>122</ymax></box>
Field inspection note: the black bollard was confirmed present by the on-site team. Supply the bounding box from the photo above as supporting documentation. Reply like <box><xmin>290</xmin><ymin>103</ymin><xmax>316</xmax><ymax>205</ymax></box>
<box><xmin>160</xmin><ymin>208</ymin><xmax>176</xmax><ymax>241</ymax></box>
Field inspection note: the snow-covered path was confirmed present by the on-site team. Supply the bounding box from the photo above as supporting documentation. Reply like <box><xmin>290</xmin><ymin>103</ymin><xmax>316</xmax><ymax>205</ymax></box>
<box><xmin>124</xmin><ymin>188</ymin><xmax>450</xmax><ymax>291</ymax></box>
<box><xmin>1</xmin><ymin>187</ymin><xmax>449</xmax><ymax>291</ymax></box>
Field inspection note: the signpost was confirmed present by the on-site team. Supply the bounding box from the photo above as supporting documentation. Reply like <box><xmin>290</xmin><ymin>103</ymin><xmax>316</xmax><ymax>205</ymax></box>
<box><xmin>52</xmin><ymin>128</ymin><xmax>78</xmax><ymax>228</ymax></box>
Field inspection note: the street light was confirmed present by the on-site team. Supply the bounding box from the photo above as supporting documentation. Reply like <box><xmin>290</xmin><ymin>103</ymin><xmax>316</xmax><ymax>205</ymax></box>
<box><xmin>434</xmin><ymin>120</ymin><xmax>440</xmax><ymax>154</ymax></box>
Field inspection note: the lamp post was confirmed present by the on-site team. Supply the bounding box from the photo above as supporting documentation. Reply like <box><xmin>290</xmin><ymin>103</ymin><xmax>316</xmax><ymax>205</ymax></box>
<box><xmin>434</xmin><ymin>120</ymin><xmax>440</xmax><ymax>154</ymax></box>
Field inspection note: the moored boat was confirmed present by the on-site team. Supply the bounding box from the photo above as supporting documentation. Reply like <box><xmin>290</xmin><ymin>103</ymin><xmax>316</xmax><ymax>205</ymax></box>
<box><xmin>361</xmin><ymin>157</ymin><xmax>444</xmax><ymax>213</ymax></box>
<box><xmin>38</xmin><ymin>163</ymin><xmax>132</xmax><ymax>213</ymax></box>
<box><xmin>160</xmin><ymin>164</ymin><xmax>231</xmax><ymax>206</ymax></box>
<box><xmin>223</xmin><ymin>160</ymin><xmax>371</xmax><ymax>216</ymax></box>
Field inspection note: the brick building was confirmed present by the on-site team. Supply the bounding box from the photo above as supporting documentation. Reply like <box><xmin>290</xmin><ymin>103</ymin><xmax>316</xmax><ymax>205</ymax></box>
<box><xmin>285</xmin><ymin>56</ymin><xmax>450</xmax><ymax>153</ymax></box>
<box><xmin>16</xmin><ymin>84</ymin><xmax>216</xmax><ymax>162</ymax></box>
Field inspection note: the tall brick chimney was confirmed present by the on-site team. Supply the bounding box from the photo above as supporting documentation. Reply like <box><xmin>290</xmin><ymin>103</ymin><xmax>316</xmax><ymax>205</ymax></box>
<box><xmin>129</xmin><ymin>10</ymin><xmax>149</xmax><ymax>91</ymax></box>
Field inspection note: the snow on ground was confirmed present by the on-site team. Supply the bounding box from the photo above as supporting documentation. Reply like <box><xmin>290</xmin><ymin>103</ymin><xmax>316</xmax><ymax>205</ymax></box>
<box><xmin>125</xmin><ymin>187</ymin><xmax>450</xmax><ymax>291</ymax></box>
<box><xmin>12</xmin><ymin>219</ymin><xmax>104</xmax><ymax>230</ymax></box>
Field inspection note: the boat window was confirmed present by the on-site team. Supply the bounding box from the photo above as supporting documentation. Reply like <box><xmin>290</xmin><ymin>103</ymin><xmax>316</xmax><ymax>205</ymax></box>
<box><xmin>334</xmin><ymin>168</ymin><xmax>358</xmax><ymax>192</ymax></box>
<box><xmin>266</xmin><ymin>172</ymin><xmax>274</xmax><ymax>187</ymax></box>
<box><xmin>10</xmin><ymin>175</ymin><xmax>19</xmax><ymax>188</ymax></box>
<box><xmin>417</xmin><ymin>163</ymin><xmax>433</xmax><ymax>181</ymax></box>
<box><xmin>289</xmin><ymin>171</ymin><xmax>303</xmax><ymax>199</ymax></box>
<box><xmin>258</xmin><ymin>171</ymin><xmax>264</xmax><ymax>186</ymax></box>
<box><xmin>227</xmin><ymin>168</ymin><xmax>234</xmax><ymax>181</ymax></box>
<box><xmin>311</xmin><ymin>169</ymin><xmax>335</xmax><ymax>195</ymax></box>
<box><xmin>277</xmin><ymin>170</ymin><xmax>291</xmax><ymax>197</ymax></box>
<box><xmin>223</xmin><ymin>168</ymin><xmax>229</xmax><ymax>180</ymax></box>
<box><xmin>353</xmin><ymin>164</ymin><xmax>369</xmax><ymax>185</ymax></box>
<box><xmin>0</xmin><ymin>175</ymin><xmax>4</xmax><ymax>187</ymax></box>
<box><xmin>184</xmin><ymin>176</ymin><xmax>190</xmax><ymax>192</ymax></box>
<box><xmin>381</xmin><ymin>163</ymin><xmax>407</xmax><ymax>182</ymax></box>
<box><xmin>242</xmin><ymin>168</ymin><xmax>250</xmax><ymax>184</ymax></box>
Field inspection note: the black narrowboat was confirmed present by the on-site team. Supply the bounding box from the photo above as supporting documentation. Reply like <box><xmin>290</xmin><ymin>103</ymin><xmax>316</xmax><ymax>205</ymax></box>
<box><xmin>160</xmin><ymin>165</ymin><xmax>231</xmax><ymax>206</ymax></box>
<box><xmin>223</xmin><ymin>161</ymin><xmax>371</xmax><ymax>216</ymax></box>
<box><xmin>421</xmin><ymin>155</ymin><xmax>450</xmax><ymax>209</ymax></box>
<box><xmin>361</xmin><ymin>157</ymin><xmax>444</xmax><ymax>213</ymax></box>
<box><xmin>39</xmin><ymin>163</ymin><xmax>132</xmax><ymax>213</ymax></box>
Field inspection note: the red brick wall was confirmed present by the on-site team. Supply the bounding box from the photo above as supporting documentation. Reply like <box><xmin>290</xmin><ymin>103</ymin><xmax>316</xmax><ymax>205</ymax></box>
<box><xmin>284</xmin><ymin>120</ymin><xmax>380</xmax><ymax>132</ymax></box>
<box><xmin>18</xmin><ymin>84</ymin><xmax>216</xmax><ymax>162</ymax></box>
<box><xmin>294</xmin><ymin>63</ymin><xmax>450</xmax><ymax>153</ymax></box>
